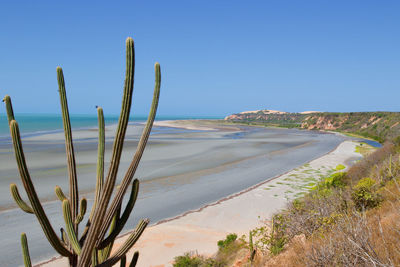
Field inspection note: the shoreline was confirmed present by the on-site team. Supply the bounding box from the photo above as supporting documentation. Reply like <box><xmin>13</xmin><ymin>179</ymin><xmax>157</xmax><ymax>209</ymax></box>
<box><xmin>38</xmin><ymin>123</ymin><xmax>360</xmax><ymax>267</ymax></box>
<box><xmin>115</xmin><ymin>141</ymin><xmax>361</xmax><ymax>267</ymax></box>
<box><xmin>151</xmin><ymin>138</ymin><xmax>342</xmax><ymax>228</ymax></box>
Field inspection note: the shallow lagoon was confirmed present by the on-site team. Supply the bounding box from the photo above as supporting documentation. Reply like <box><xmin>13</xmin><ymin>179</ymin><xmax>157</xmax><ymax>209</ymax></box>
<box><xmin>0</xmin><ymin>122</ymin><xmax>345</xmax><ymax>266</ymax></box>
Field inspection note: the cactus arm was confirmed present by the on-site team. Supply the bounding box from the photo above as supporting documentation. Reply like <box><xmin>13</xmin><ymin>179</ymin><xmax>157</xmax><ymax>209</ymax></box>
<box><xmin>21</xmin><ymin>233</ymin><xmax>32</xmax><ymax>267</ymax></box>
<box><xmin>81</xmin><ymin>107</ymin><xmax>106</xmax><ymax>244</ymax></box>
<box><xmin>96</xmin><ymin>219</ymin><xmax>148</xmax><ymax>267</ymax></box>
<box><xmin>62</xmin><ymin>200</ymin><xmax>82</xmax><ymax>255</ymax></box>
<box><xmin>97</xmin><ymin>179</ymin><xmax>139</xmax><ymax>249</ymax></box>
<box><xmin>79</xmin><ymin>37</ymin><xmax>136</xmax><ymax>267</ymax></box>
<box><xmin>89</xmin><ymin>106</ymin><xmax>105</xmax><ymax>222</ymax></box>
<box><xmin>120</xmin><ymin>255</ymin><xmax>126</xmax><ymax>267</ymax></box>
<box><xmin>96</xmin><ymin>106</ymin><xmax>105</xmax><ymax>196</ymax></box>
<box><xmin>57</xmin><ymin>67</ymin><xmax>79</xmax><ymax>231</ymax></box>
<box><xmin>10</xmin><ymin>183</ymin><xmax>34</xmax><ymax>213</ymax></box>
<box><xmin>55</xmin><ymin>185</ymin><xmax>68</xmax><ymax>201</ymax></box>
<box><xmin>9</xmin><ymin>120</ymin><xmax>71</xmax><ymax>256</ymax></box>
<box><xmin>92</xmin><ymin>249</ymin><xmax>99</xmax><ymax>266</ymax></box>
<box><xmin>60</xmin><ymin>228</ymin><xmax>71</xmax><ymax>248</ymax></box>
<box><xmin>79</xmin><ymin>223</ymin><xmax>90</xmax><ymax>245</ymax></box>
<box><xmin>79</xmin><ymin>107</ymin><xmax>105</xmax><ymax>244</ymax></box>
<box><xmin>96</xmin><ymin>62</ymin><xmax>160</xmax><ymax>247</ymax></box>
<box><xmin>75</xmin><ymin>198</ymin><xmax>87</xmax><ymax>224</ymax></box>
<box><xmin>2</xmin><ymin>95</ymin><xmax>15</xmax><ymax>123</ymax></box>
<box><xmin>129</xmin><ymin>252</ymin><xmax>139</xmax><ymax>267</ymax></box>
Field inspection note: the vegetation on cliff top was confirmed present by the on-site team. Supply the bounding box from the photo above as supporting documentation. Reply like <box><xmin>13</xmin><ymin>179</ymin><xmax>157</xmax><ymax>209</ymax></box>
<box><xmin>225</xmin><ymin>111</ymin><xmax>400</xmax><ymax>143</ymax></box>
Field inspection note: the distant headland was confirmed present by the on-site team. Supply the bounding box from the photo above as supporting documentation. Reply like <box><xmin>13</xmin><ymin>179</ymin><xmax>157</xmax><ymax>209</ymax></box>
<box><xmin>224</xmin><ymin>109</ymin><xmax>400</xmax><ymax>143</ymax></box>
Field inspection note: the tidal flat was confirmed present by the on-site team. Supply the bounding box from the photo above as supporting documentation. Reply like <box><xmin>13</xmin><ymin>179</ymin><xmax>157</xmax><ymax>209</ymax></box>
<box><xmin>0</xmin><ymin>120</ymin><xmax>345</xmax><ymax>266</ymax></box>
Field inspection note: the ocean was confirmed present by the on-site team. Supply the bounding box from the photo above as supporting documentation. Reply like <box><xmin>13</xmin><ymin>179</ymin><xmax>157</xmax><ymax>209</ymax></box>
<box><xmin>0</xmin><ymin>114</ymin><xmax>223</xmax><ymax>138</ymax></box>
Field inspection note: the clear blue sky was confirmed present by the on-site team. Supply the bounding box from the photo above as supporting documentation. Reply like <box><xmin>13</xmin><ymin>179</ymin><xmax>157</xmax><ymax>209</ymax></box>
<box><xmin>1</xmin><ymin>1</ymin><xmax>399</xmax><ymax>117</ymax></box>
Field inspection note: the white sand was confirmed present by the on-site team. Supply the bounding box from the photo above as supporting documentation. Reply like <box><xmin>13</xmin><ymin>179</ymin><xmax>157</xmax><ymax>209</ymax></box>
<box><xmin>153</xmin><ymin>120</ymin><xmax>216</xmax><ymax>131</ymax></box>
<box><xmin>40</xmin><ymin>140</ymin><xmax>361</xmax><ymax>267</ymax></box>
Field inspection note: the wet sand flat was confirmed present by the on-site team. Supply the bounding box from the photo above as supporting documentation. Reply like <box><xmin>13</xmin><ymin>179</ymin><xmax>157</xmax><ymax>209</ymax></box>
<box><xmin>0</xmin><ymin>120</ymin><xmax>344</xmax><ymax>266</ymax></box>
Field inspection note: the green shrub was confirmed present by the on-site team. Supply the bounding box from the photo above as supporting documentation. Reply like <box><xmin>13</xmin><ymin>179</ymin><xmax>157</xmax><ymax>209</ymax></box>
<box><xmin>173</xmin><ymin>253</ymin><xmax>204</xmax><ymax>267</ymax></box>
<box><xmin>173</xmin><ymin>252</ymin><xmax>222</xmax><ymax>267</ymax></box>
<box><xmin>393</xmin><ymin>135</ymin><xmax>400</xmax><ymax>146</ymax></box>
<box><xmin>324</xmin><ymin>172</ymin><xmax>347</xmax><ymax>188</ymax></box>
<box><xmin>269</xmin><ymin>236</ymin><xmax>286</xmax><ymax>255</ymax></box>
<box><xmin>336</xmin><ymin>164</ymin><xmax>346</xmax><ymax>171</ymax></box>
<box><xmin>214</xmin><ymin>233</ymin><xmax>245</xmax><ymax>266</ymax></box>
<box><xmin>352</xmin><ymin>177</ymin><xmax>382</xmax><ymax>210</ymax></box>
<box><xmin>217</xmin><ymin>233</ymin><xmax>237</xmax><ymax>249</ymax></box>
<box><xmin>312</xmin><ymin>172</ymin><xmax>348</xmax><ymax>197</ymax></box>
<box><xmin>292</xmin><ymin>198</ymin><xmax>305</xmax><ymax>211</ymax></box>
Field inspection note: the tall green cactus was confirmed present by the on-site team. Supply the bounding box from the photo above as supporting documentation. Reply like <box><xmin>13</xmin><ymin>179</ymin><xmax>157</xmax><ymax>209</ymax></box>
<box><xmin>3</xmin><ymin>37</ymin><xmax>161</xmax><ymax>267</ymax></box>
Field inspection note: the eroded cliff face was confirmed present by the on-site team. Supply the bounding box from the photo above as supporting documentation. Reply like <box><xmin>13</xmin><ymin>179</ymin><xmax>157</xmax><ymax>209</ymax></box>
<box><xmin>224</xmin><ymin>110</ymin><xmax>400</xmax><ymax>142</ymax></box>
<box><xmin>301</xmin><ymin>114</ymin><xmax>350</xmax><ymax>130</ymax></box>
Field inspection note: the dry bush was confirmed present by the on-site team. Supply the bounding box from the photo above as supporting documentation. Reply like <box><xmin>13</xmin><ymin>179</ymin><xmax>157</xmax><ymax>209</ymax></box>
<box><xmin>305</xmin><ymin>179</ymin><xmax>400</xmax><ymax>267</ymax></box>
<box><xmin>370</xmin><ymin>152</ymin><xmax>400</xmax><ymax>184</ymax></box>
<box><xmin>262</xmin><ymin>234</ymin><xmax>308</xmax><ymax>267</ymax></box>
<box><xmin>282</xmin><ymin>189</ymin><xmax>350</xmax><ymax>239</ymax></box>
<box><xmin>307</xmin><ymin>212</ymin><xmax>387</xmax><ymax>266</ymax></box>
<box><xmin>347</xmin><ymin>142</ymin><xmax>395</xmax><ymax>184</ymax></box>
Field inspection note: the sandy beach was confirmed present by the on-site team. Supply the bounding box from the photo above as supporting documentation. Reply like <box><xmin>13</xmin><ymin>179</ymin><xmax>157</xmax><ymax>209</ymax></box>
<box><xmin>0</xmin><ymin>120</ymin><xmax>353</xmax><ymax>266</ymax></box>
<box><xmin>122</xmin><ymin>140</ymin><xmax>361</xmax><ymax>267</ymax></box>
<box><xmin>40</xmin><ymin>138</ymin><xmax>361</xmax><ymax>267</ymax></box>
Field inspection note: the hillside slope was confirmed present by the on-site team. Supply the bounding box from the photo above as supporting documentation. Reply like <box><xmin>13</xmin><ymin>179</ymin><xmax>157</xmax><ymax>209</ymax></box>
<box><xmin>225</xmin><ymin>110</ymin><xmax>400</xmax><ymax>142</ymax></box>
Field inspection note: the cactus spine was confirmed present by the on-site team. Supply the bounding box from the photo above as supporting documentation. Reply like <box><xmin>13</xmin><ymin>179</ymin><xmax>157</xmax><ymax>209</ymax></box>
<box><xmin>3</xmin><ymin>37</ymin><xmax>161</xmax><ymax>267</ymax></box>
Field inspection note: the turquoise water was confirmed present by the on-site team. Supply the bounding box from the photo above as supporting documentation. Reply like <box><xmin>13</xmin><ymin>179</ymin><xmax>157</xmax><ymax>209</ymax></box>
<box><xmin>0</xmin><ymin>114</ymin><xmax>222</xmax><ymax>137</ymax></box>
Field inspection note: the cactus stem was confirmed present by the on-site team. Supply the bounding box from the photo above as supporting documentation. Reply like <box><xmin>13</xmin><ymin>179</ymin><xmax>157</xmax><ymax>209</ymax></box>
<box><xmin>79</xmin><ymin>37</ymin><xmax>136</xmax><ymax>267</ymax></box>
<box><xmin>129</xmin><ymin>251</ymin><xmax>139</xmax><ymax>267</ymax></box>
<box><xmin>96</xmin><ymin>62</ymin><xmax>160</xmax><ymax>249</ymax></box>
<box><xmin>21</xmin><ymin>233</ymin><xmax>32</xmax><ymax>267</ymax></box>
<box><xmin>120</xmin><ymin>255</ymin><xmax>126</xmax><ymax>267</ymax></box>
<box><xmin>5</xmin><ymin>37</ymin><xmax>159</xmax><ymax>267</ymax></box>
<box><xmin>89</xmin><ymin>106</ymin><xmax>105</xmax><ymax>222</ymax></box>
<box><xmin>62</xmin><ymin>200</ymin><xmax>82</xmax><ymax>255</ymax></box>
<box><xmin>57</xmin><ymin>67</ymin><xmax>79</xmax><ymax>231</ymax></box>
<box><xmin>10</xmin><ymin>120</ymin><xmax>71</xmax><ymax>256</ymax></box>
<box><xmin>96</xmin><ymin>219</ymin><xmax>148</xmax><ymax>267</ymax></box>
<box><xmin>97</xmin><ymin>179</ymin><xmax>139</xmax><ymax>249</ymax></box>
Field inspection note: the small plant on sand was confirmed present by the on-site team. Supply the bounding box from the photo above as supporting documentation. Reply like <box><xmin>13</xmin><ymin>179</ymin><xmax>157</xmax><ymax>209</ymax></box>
<box><xmin>267</xmin><ymin>215</ymin><xmax>287</xmax><ymax>255</ymax></box>
<box><xmin>248</xmin><ymin>231</ymin><xmax>256</xmax><ymax>264</ymax></box>
<box><xmin>249</xmin><ymin>215</ymin><xmax>287</xmax><ymax>256</ymax></box>
<box><xmin>335</xmin><ymin>164</ymin><xmax>346</xmax><ymax>171</ymax></box>
<box><xmin>3</xmin><ymin>37</ymin><xmax>161</xmax><ymax>267</ymax></box>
